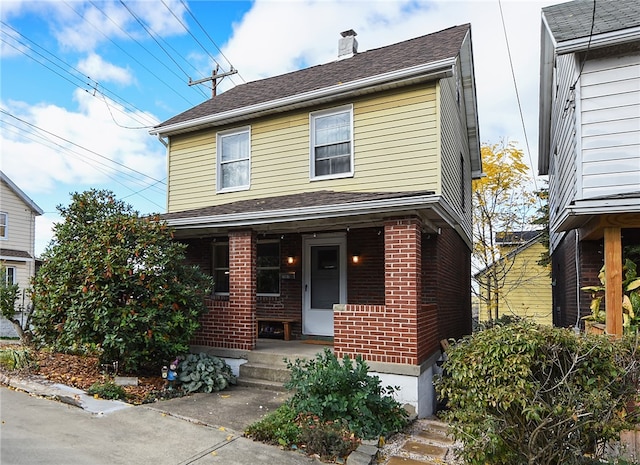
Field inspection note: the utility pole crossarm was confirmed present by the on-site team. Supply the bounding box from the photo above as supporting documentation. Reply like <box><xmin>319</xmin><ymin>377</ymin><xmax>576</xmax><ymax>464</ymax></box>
<box><xmin>188</xmin><ymin>68</ymin><xmax>238</xmax><ymax>98</ymax></box>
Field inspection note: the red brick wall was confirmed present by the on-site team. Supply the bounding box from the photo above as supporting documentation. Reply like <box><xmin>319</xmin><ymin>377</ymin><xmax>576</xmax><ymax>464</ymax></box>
<box><xmin>227</xmin><ymin>230</ymin><xmax>257</xmax><ymax>350</ymax></box>
<box><xmin>429</xmin><ymin>227</ymin><xmax>472</xmax><ymax>342</ymax></box>
<box><xmin>334</xmin><ymin>303</ymin><xmax>436</xmax><ymax>365</ymax></box>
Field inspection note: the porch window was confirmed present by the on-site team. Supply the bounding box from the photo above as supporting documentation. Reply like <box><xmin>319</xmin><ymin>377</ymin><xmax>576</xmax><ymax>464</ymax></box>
<box><xmin>217</xmin><ymin>127</ymin><xmax>250</xmax><ymax>192</ymax></box>
<box><xmin>257</xmin><ymin>241</ymin><xmax>280</xmax><ymax>295</ymax></box>
<box><xmin>0</xmin><ymin>212</ymin><xmax>7</xmax><ymax>239</ymax></box>
<box><xmin>211</xmin><ymin>241</ymin><xmax>281</xmax><ymax>295</ymax></box>
<box><xmin>310</xmin><ymin>105</ymin><xmax>354</xmax><ymax>180</ymax></box>
<box><xmin>212</xmin><ymin>243</ymin><xmax>229</xmax><ymax>294</ymax></box>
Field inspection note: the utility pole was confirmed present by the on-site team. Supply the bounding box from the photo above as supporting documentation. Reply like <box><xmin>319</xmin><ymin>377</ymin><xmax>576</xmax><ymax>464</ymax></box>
<box><xmin>188</xmin><ymin>65</ymin><xmax>238</xmax><ymax>98</ymax></box>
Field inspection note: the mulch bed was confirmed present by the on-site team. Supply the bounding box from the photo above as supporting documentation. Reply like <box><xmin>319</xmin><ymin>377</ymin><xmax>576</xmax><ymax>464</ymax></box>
<box><xmin>1</xmin><ymin>343</ymin><xmax>167</xmax><ymax>404</ymax></box>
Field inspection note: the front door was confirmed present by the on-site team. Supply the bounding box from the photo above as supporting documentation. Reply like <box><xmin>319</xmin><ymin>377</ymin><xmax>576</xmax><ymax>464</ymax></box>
<box><xmin>302</xmin><ymin>234</ymin><xmax>347</xmax><ymax>336</ymax></box>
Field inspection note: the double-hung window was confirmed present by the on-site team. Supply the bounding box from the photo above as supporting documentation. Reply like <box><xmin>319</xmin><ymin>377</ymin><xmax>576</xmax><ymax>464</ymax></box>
<box><xmin>0</xmin><ymin>212</ymin><xmax>7</xmax><ymax>239</ymax></box>
<box><xmin>212</xmin><ymin>243</ymin><xmax>230</xmax><ymax>294</ymax></box>
<box><xmin>4</xmin><ymin>266</ymin><xmax>16</xmax><ymax>285</ymax></box>
<box><xmin>217</xmin><ymin>127</ymin><xmax>250</xmax><ymax>192</ymax></box>
<box><xmin>310</xmin><ymin>105</ymin><xmax>354</xmax><ymax>179</ymax></box>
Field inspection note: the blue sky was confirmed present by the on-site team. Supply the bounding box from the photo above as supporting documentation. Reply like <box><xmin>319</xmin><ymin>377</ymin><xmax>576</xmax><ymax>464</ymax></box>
<box><xmin>1</xmin><ymin>0</ymin><xmax>563</xmax><ymax>255</ymax></box>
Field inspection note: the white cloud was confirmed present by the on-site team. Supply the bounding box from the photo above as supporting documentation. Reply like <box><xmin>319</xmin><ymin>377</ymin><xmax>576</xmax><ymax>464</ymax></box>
<box><xmin>77</xmin><ymin>53</ymin><xmax>134</xmax><ymax>85</ymax></box>
<box><xmin>1</xmin><ymin>89</ymin><xmax>165</xmax><ymax>195</ymax></box>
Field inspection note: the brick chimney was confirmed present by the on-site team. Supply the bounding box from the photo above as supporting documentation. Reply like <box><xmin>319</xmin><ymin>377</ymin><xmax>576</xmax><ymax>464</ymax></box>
<box><xmin>338</xmin><ymin>29</ymin><xmax>358</xmax><ymax>59</ymax></box>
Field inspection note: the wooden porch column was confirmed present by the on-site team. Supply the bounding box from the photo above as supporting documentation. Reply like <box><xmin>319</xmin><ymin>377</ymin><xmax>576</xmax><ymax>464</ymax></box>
<box><xmin>604</xmin><ymin>227</ymin><xmax>622</xmax><ymax>337</ymax></box>
<box><xmin>229</xmin><ymin>230</ymin><xmax>257</xmax><ymax>350</ymax></box>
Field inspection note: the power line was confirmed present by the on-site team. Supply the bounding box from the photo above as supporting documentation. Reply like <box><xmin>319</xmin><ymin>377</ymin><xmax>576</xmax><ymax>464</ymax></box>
<box><xmin>0</xmin><ymin>109</ymin><xmax>166</xmax><ymax>186</ymax></box>
<box><xmin>497</xmin><ymin>0</ymin><xmax>538</xmax><ymax>193</ymax></box>
<box><xmin>63</xmin><ymin>1</ymin><xmax>198</xmax><ymax>109</ymax></box>
<box><xmin>179</xmin><ymin>0</ymin><xmax>245</xmax><ymax>84</ymax></box>
<box><xmin>118</xmin><ymin>0</ymin><xmax>208</xmax><ymax>99</ymax></box>
<box><xmin>0</xmin><ymin>21</ymin><xmax>158</xmax><ymax>128</ymax></box>
<box><xmin>88</xmin><ymin>0</ymin><xmax>206</xmax><ymax>101</ymax></box>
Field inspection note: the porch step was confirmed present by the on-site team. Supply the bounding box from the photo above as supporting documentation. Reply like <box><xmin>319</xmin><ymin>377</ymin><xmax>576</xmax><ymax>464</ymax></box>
<box><xmin>236</xmin><ymin>377</ymin><xmax>287</xmax><ymax>392</ymax></box>
<box><xmin>246</xmin><ymin>351</ymin><xmax>291</xmax><ymax>367</ymax></box>
<box><xmin>239</xmin><ymin>362</ymin><xmax>291</xmax><ymax>384</ymax></box>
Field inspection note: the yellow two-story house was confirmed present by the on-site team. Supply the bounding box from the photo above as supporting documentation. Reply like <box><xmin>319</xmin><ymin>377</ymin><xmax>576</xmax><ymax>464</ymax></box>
<box><xmin>151</xmin><ymin>25</ymin><xmax>481</xmax><ymax>417</ymax></box>
<box><xmin>0</xmin><ymin>171</ymin><xmax>43</xmax><ymax>333</ymax></box>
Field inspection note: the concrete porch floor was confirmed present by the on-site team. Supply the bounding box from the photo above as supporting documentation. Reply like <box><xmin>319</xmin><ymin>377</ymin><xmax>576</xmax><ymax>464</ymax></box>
<box><xmin>252</xmin><ymin>338</ymin><xmax>334</xmax><ymax>360</ymax></box>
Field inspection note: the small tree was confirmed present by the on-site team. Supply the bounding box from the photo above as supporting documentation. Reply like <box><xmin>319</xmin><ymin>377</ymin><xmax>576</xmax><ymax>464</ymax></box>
<box><xmin>31</xmin><ymin>190</ymin><xmax>213</xmax><ymax>372</ymax></box>
<box><xmin>473</xmin><ymin>141</ymin><xmax>537</xmax><ymax>321</ymax></box>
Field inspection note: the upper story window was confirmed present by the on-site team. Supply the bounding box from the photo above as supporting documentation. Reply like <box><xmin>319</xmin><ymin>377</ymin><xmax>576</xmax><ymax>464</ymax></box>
<box><xmin>0</xmin><ymin>212</ymin><xmax>7</xmax><ymax>239</ymax></box>
<box><xmin>217</xmin><ymin>127</ymin><xmax>250</xmax><ymax>192</ymax></box>
<box><xmin>310</xmin><ymin>105</ymin><xmax>354</xmax><ymax>180</ymax></box>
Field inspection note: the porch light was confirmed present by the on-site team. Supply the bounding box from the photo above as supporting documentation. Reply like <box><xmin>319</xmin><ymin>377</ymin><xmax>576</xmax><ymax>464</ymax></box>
<box><xmin>287</xmin><ymin>256</ymin><xmax>295</xmax><ymax>265</ymax></box>
<box><xmin>352</xmin><ymin>253</ymin><xmax>360</xmax><ymax>264</ymax></box>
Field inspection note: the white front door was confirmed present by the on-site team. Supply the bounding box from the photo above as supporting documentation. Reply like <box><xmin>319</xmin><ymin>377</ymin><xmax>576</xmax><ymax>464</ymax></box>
<box><xmin>302</xmin><ymin>234</ymin><xmax>347</xmax><ymax>336</ymax></box>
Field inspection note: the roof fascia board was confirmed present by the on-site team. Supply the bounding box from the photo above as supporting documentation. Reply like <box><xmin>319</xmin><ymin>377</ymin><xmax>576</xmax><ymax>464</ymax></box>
<box><xmin>0</xmin><ymin>171</ymin><xmax>44</xmax><ymax>215</ymax></box>
<box><xmin>151</xmin><ymin>59</ymin><xmax>456</xmax><ymax>136</ymax></box>
<box><xmin>459</xmin><ymin>29</ymin><xmax>481</xmax><ymax>174</ymax></box>
<box><xmin>166</xmin><ymin>194</ymin><xmax>446</xmax><ymax>229</ymax></box>
<box><xmin>555</xmin><ymin>27</ymin><xmax>640</xmax><ymax>54</ymax></box>
<box><xmin>553</xmin><ymin>198</ymin><xmax>640</xmax><ymax>232</ymax></box>
<box><xmin>0</xmin><ymin>255</ymin><xmax>34</xmax><ymax>263</ymax></box>
<box><xmin>538</xmin><ymin>17</ymin><xmax>555</xmax><ymax>175</ymax></box>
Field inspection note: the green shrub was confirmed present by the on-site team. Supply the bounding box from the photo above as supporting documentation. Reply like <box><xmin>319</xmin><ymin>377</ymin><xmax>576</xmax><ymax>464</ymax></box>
<box><xmin>244</xmin><ymin>404</ymin><xmax>301</xmax><ymax>447</ymax></box>
<box><xmin>177</xmin><ymin>353</ymin><xmax>236</xmax><ymax>393</ymax></box>
<box><xmin>285</xmin><ymin>348</ymin><xmax>407</xmax><ymax>440</ymax></box>
<box><xmin>0</xmin><ymin>347</ymin><xmax>36</xmax><ymax>371</ymax></box>
<box><xmin>436</xmin><ymin>320</ymin><xmax>640</xmax><ymax>465</ymax></box>
<box><xmin>87</xmin><ymin>380</ymin><xmax>127</xmax><ymax>400</ymax></box>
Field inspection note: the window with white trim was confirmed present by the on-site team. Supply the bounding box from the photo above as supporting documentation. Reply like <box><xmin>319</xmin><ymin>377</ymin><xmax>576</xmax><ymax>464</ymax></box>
<box><xmin>0</xmin><ymin>212</ymin><xmax>7</xmax><ymax>239</ymax></box>
<box><xmin>217</xmin><ymin>127</ymin><xmax>250</xmax><ymax>192</ymax></box>
<box><xmin>4</xmin><ymin>266</ymin><xmax>16</xmax><ymax>285</ymax></box>
<box><xmin>310</xmin><ymin>105</ymin><xmax>354</xmax><ymax>179</ymax></box>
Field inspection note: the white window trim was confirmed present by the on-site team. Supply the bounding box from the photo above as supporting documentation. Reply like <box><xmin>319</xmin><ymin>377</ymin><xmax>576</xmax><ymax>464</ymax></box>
<box><xmin>216</xmin><ymin>126</ymin><xmax>251</xmax><ymax>193</ymax></box>
<box><xmin>309</xmin><ymin>105</ymin><xmax>354</xmax><ymax>181</ymax></box>
<box><xmin>5</xmin><ymin>266</ymin><xmax>16</xmax><ymax>285</ymax></box>
<box><xmin>0</xmin><ymin>212</ymin><xmax>7</xmax><ymax>240</ymax></box>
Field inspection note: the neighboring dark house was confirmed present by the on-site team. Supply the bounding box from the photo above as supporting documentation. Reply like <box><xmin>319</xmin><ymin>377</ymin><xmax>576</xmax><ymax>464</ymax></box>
<box><xmin>538</xmin><ymin>0</ymin><xmax>640</xmax><ymax>333</ymax></box>
<box><xmin>151</xmin><ymin>25</ymin><xmax>481</xmax><ymax>417</ymax></box>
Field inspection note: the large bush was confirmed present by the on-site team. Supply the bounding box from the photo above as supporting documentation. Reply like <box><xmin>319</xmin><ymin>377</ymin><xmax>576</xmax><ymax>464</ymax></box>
<box><xmin>437</xmin><ymin>320</ymin><xmax>640</xmax><ymax>465</ymax></box>
<box><xmin>31</xmin><ymin>190</ymin><xmax>213</xmax><ymax>372</ymax></box>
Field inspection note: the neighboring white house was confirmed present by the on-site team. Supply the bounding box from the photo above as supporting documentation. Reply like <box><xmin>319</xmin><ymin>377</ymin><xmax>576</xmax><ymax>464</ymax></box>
<box><xmin>538</xmin><ymin>0</ymin><xmax>640</xmax><ymax>333</ymax></box>
<box><xmin>0</xmin><ymin>171</ymin><xmax>43</xmax><ymax>335</ymax></box>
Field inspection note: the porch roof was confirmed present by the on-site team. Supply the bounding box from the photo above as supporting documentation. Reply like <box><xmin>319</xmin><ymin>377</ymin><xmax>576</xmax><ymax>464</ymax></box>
<box><xmin>161</xmin><ymin>190</ymin><xmax>460</xmax><ymax>239</ymax></box>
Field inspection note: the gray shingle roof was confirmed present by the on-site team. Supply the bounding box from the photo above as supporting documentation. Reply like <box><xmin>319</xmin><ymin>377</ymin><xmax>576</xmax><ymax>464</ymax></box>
<box><xmin>0</xmin><ymin>248</ymin><xmax>33</xmax><ymax>260</ymax></box>
<box><xmin>162</xmin><ymin>190</ymin><xmax>435</xmax><ymax>220</ymax></box>
<box><xmin>543</xmin><ymin>0</ymin><xmax>640</xmax><ymax>43</ymax></box>
<box><xmin>155</xmin><ymin>25</ymin><xmax>470</xmax><ymax>129</ymax></box>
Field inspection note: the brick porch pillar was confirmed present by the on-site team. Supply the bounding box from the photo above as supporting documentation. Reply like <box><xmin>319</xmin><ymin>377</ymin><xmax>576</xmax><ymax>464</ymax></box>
<box><xmin>384</xmin><ymin>217</ymin><xmax>422</xmax><ymax>365</ymax></box>
<box><xmin>229</xmin><ymin>230</ymin><xmax>257</xmax><ymax>350</ymax></box>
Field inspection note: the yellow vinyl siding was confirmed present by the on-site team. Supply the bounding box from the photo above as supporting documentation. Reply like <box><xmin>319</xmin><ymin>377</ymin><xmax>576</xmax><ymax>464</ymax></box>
<box><xmin>477</xmin><ymin>241</ymin><xmax>553</xmax><ymax>326</ymax></box>
<box><xmin>167</xmin><ymin>84</ymin><xmax>440</xmax><ymax>212</ymax></box>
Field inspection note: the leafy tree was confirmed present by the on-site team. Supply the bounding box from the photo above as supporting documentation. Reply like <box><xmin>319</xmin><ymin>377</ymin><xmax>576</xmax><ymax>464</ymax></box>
<box><xmin>532</xmin><ymin>184</ymin><xmax>550</xmax><ymax>272</ymax></box>
<box><xmin>31</xmin><ymin>190</ymin><xmax>213</xmax><ymax>372</ymax></box>
<box><xmin>0</xmin><ymin>266</ymin><xmax>28</xmax><ymax>341</ymax></box>
<box><xmin>472</xmin><ymin>141</ymin><xmax>538</xmax><ymax>321</ymax></box>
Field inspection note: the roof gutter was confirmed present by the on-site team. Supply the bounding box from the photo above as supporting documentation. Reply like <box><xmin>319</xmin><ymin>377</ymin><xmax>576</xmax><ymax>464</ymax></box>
<box><xmin>555</xmin><ymin>26</ymin><xmax>640</xmax><ymax>54</ymax></box>
<box><xmin>150</xmin><ymin>59</ymin><xmax>456</xmax><ymax>137</ymax></box>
